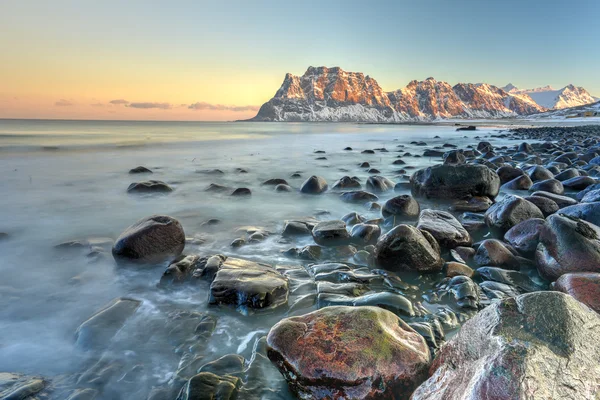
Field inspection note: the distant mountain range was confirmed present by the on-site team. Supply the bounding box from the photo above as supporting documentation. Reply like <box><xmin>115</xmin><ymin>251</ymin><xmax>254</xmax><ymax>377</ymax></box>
<box><xmin>247</xmin><ymin>66</ymin><xmax>597</xmax><ymax>122</ymax></box>
<box><xmin>502</xmin><ymin>83</ymin><xmax>598</xmax><ymax>110</ymax></box>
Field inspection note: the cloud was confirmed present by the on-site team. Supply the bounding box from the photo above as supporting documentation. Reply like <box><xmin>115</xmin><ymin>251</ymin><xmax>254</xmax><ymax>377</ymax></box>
<box><xmin>109</xmin><ymin>99</ymin><xmax>129</xmax><ymax>105</ymax></box>
<box><xmin>188</xmin><ymin>102</ymin><xmax>260</xmax><ymax>112</ymax></box>
<box><xmin>90</xmin><ymin>103</ymin><xmax>105</xmax><ymax>107</ymax></box>
<box><xmin>128</xmin><ymin>102</ymin><xmax>172</xmax><ymax>110</ymax></box>
<box><xmin>55</xmin><ymin>99</ymin><xmax>74</xmax><ymax>107</ymax></box>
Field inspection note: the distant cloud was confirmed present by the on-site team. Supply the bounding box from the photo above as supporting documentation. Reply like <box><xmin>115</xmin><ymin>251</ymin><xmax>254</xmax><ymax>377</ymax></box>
<box><xmin>128</xmin><ymin>102</ymin><xmax>172</xmax><ymax>110</ymax></box>
<box><xmin>109</xmin><ymin>99</ymin><xmax>129</xmax><ymax>105</ymax></box>
<box><xmin>188</xmin><ymin>102</ymin><xmax>259</xmax><ymax>112</ymax></box>
<box><xmin>90</xmin><ymin>103</ymin><xmax>105</xmax><ymax>107</ymax></box>
<box><xmin>55</xmin><ymin>99</ymin><xmax>74</xmax><ymax>107</ymax></box>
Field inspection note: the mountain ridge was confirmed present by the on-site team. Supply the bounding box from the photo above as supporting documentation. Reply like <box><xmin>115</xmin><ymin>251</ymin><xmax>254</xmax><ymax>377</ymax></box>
<box><xmin>501</xmin><ymin>83</ymin><xmax>596</xmax><ymax>110</ymax></box>
<box><xmin>248</xmin><ymin>66</ymin><xmax>565</xmax><ymax>122</ymax></box>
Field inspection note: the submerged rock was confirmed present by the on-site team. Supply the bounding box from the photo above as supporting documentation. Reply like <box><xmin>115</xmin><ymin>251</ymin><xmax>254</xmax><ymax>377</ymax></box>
<box><xmin>129</xmin><ymin>166</ymin><xmax>152</xmax><ymax>174</ymax></box>
<box><xmin>0</xmin><ymin>372</ymin><xmax>48</xmax><ymax>400</ymax></box>
<box><xmin>366</xmin><ymin>175</ymin><xmax>395</xmax><ymax>192</ymax></box>
<box><xmin>266</xmin><ymin>306</ymin><xmax>430</xmax><ymax>400</ymax></box>
<box><xmin>127</xmin><ymin>180</ymin><xmax>173</xmax><ymax>194</ymax></box>
<box><xmin>331</xmin><ymin>176</ymin><xmax>361</xmax><ymax>190</ymax></box>
<box><xmin>412</xmin><ymin>292</ymin><xmax>600</xmax><ymax>400</ymax></box>
<box><xmin>339</xmin><ymin>190</ymin><xmax>378</xmax><ymax>203</ymax></box>
<box><xmin>176</xmin><ymin>372</ymin><xmax>240</xmax><ymax>400</ymax></box>
<box><xmin>374</xmin><ymin>224</ymin><xmax>443</xmax><ymax>272</ymax></box>
<box><xmin>411</xmin><ymin>164</ymin><xmax>500</xmax><ymax>200</ymax></box>
<box><xmin>300</xmin><ymin>175</ymin><xmax>328</xmax><ymax>194</ymax></box>
<box><xmin>112</xmin><ymin>215</ymin><xmax>185</xmax><ymax>265</ymax></box>
<box><xmin>311</xmin><ymin>220</ymin><xmax>351</xmax><ymax>246</ymax></box>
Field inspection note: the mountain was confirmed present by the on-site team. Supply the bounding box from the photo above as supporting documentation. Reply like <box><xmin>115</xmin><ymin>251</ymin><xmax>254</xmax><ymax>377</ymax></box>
<box><xmin>525</xmin><ymin>100</ymin><xmax>600</xmax><ymax>120</ymax></box>
<box><xmin>502</xmin><ymin>84</ymin><xmax>596</xmax><ymax>110</ymax></box>
<box><xmin>249</xmin><ymin>66</ymin><xmax>546</xmax><ymax>122</ymax></box>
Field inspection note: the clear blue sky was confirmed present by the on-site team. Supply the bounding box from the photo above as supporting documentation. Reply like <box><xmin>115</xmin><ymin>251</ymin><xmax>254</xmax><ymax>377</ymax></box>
<box><xmin>0</xmin><ymin>0</ymin><xmax>598</xmax><ymax>120</ymax></box>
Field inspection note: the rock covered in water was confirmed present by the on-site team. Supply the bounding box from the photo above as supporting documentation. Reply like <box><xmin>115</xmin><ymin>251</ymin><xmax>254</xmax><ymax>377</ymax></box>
<box><xmin>339</xmin><ymin>190</ymin><xmax>378</xmax><ymax>203</ymax></box>
<box><xmin>209</xmin><ymin>257</ymin><xmax>289</xmax><ymax>313</ymax></box>
<box><xmin>127</xmin><ymin>180</ymin><xmax>173</xmax><ymax>193</ymax></box>
<box><xmin>266</xmin><ymin>306</ymin><xmax>430</xmax><ymax>400</ymax></box>
<box><xmin>311</xmin><ymin>220</ymin><xmax>351</xmax><ymax>246</ymax></box>
<box><xmin>176</xmin><ymin>372</ymin><xmax>240</xmax><ymax>400</ymax></box>
<box><xmin>553</xmin><ymin>272</ymin><xmax>600</xmax><ymax>313</ymax></box>
<box><xmin>536</xmin><ymin>214</ymin><xmax>600</xmax><ymax>280</ymax></box>
<box><xmin>374</xmin><ymin>224</ymin><xmax>443</xmax><ymax>272</ymax></box>
<box><xmin>112</xmin><ymin>215</ymin><xmax>185</xmax><ymax>265</ymax></box>
<box><xmin>411</xmin><ymin>292</ymin><xmax>600</xmax><ymax>400</ymax></box>
<box><xmin>366</xmin><ymin>175</ymin><xmax>395</xmax><ymax>192</ymax></box>
<box><xmin>410</xmin><ymin>164</ymin><xmax>500</xmax><ymax>200</ymax></box>
<box><xmin>350</xmin><ymin>223</ymin><xmax>380</xmax><ymax>245</ymax></box>
<box><xmin>416</xmin><ymin>209</ymin><xmax>471</xmax><ymax>249</ymax></box>
<box><xmin>129</xmin><ymin>166</ymin><xmax>152</xmax><ymax>174</ymax></box>
<box><xmin>331</xmin><ymin>176</ymin><xmax>361</xmax><ymax>190</ymax></box>
<box><xmin>0</xmin><ymin>372</ymin><xmax>49</xmax><ymax>399</ymax></box>
<box><xmin>484</xmin><ymin>195</ymin><xmax>544</xmax><ymax>233</ymax></box>
<box><xmin>300</xmin><ymin>175</ymin><xmax>328</xmax><ymax>194</ymax></box>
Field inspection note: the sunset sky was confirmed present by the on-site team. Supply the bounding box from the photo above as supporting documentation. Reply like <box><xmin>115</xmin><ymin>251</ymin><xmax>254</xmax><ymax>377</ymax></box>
<box><xmin>1</xmin><ymin>0</ymin><xmax>598</xmax><ymax>121</ymax></box>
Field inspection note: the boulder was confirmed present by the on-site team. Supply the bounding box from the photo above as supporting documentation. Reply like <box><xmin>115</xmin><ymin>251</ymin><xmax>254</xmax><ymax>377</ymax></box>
<box><xmin>504</xmin><ymin>218</ymin><xmax>546</xmax><ymax>254</ymax></box>
<box><xmin>445</xmin><ymin>262</ymin><xmax>474</xmax><ymax>278</ymax></box>
<box><xmin>350</xmin><ymin>223</ymin><xmax>381</xmax><ymax>246</ymax></box>
<box><xmin>209</xmin><ymin>257</ymin><xmax>289</xmax><ymax>313</ymax></box>
<box><xmin>339</xmin><ymin>191</ymin><xmax>378</xmax><ymax>203</ymax></box>
<box><xmin>450</xmin><ymin>196</ymin><xmax>492</xmax><ymax>212</ymax></box>
<box><xmin>553</xmin><ymin>272</ymin><xmax>600</xmax><ymax>313</ymax></box>
<box><xmin>530</xmin><ymin>191</ymin><xmax>578</xmax><ymax>208</ymax></box>
<box><xmin>562</xmin><ymin>176</ymin><xmax>596</xmax><ymax>190</ymax></box>
<box><xmin>127</xmin><ymin>180</ymin><xmax>173</xmax><ymax>194</ymax></box>
<box><xmin>230</xmin><ymin>187</ymin><xmax>251</xmax><ymax>196</ymax></box>
<box><xmin>266</xmin><ymin>306</ymin><xmax>430</xmax><ymax>400</ymax></box>
<box><xmin>411</xmin><ymin>292</ymin><xmax>600</xmax><ymax>400</ymax></box>
<box><xmin>374</xmin><ymin>224</ymin><xmax>443</xmax><ymax>272</ymax></box>
<box><xmin>529</xmin><ymin>178</ymin><xmax>564</xmax><ymax>194</ymax></box>
<box><xmin>311</xmin><ymin>220</ymin><xmax>351</xmax><ymax>246</ymax></box>
<box><xmin>496</xmin><ymin>165</ymin><xmax>524</xmax><ymax>184</ymax></box>
<box><xmin>536</xmin><ymin>214</ymin><xmax>600</xmax><ymax>280</ymax></box>
<box><xmin>484</xmin><ymin>195</ymin><xmax>544</xmax><ymax>233</ymax></box>
<box><xmin>300</xmin><ymin>176</ymin><xmax>328</xmax><ymax>194</ymax></box>
<box><xmin>129</xmin><ymin>166</ymin><xmax>152</xmax><ymax>174</ymax></box>
<box><xmin>501</xmin><ymin>174</ymin><xmax>532</xmax><ymax>190</ymax></box>
<box><xmin>559</xmin><ymin>202</ymin><xmax>600</xmax><ymax>226</ymax></box>
<box><xmin>366</xmin><ymin>175</ymin><xmax>395</xmax><ymax>192</ymax></box>
<box><xmin>474</xmin><ymin>239</ymin><xmax>520</xmax><ymax>270</ymax></box>
<box><xmin>112</xmin><ymin>215</ymin><xmax>185</xmax><ymax>265</ymax></box>
<box><xmin>416</xmin><ymin>209</ymin><xmax>471</xmax><ymax>248</ymax></box>
<box><xmin>527</xmin><ymin>165</ymin><xmax>554</xmax><ymax>181</ymax></box>
<box><xmin>331</xmin><ymin>176</ymin><xmax>361</xmax><ymax>190</ymax></box>
<box><xmin>411</xmin><ymin>164</ymin><xmax>500</xmax><ymax>200</ymax></box>
<box><xmin>382</xmin><ymin>195</ymin><xmax>420</xmax><ymax>219</ymax></box>
<box><xmin>523</xmin><ymin>195</ymin><xmax>559</xmax><ymax>217</ymax></box>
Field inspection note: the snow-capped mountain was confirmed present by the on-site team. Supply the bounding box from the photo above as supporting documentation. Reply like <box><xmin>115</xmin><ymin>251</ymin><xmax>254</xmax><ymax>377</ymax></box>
<box><xmin>248</xmin><ymin>66</ymin><xmax>545</xmax><ymax>122</ymax></box>
<box><xmin>502</xmin><ymin>84</ymin><xmax>596</xmax><ymax>110</ymax></box>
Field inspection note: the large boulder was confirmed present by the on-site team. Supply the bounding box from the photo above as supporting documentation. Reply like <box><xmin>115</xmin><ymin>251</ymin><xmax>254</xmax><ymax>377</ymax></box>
<box><xmin>559</xmin><ymin>202</ymin><xmax>600</xmax><ymax>227</ymax></box>
<box><xmin>209</xmin><ymin>257</ymin><xmax>289</xmax><ymax>313</ymax></box>
<box><xmin>484</xmin><ymin>195</ymin><xmax>544</xmax><ymax>233</ymax></box>
<box><xmin>300</xmin><ymin>176</ymin><xmax>328</xmax><ymax>194</ymax></box>
<box><xmin>311</xmin><ymin>220</ymin><xmax>351</xmax><ymax>246</ymax></box>
<box><xmin>504</xmin><ymin>218</ymin><xmax>546</xmax><ymax>254</ymax></box>
<box><xmin>536</xmin><ymin>214</ymin><xmax>600</xmax><ymax>280</ymax></box>
<box><xmin>374</xmin><ymin>224</ymin><xmax>443</xmax><ymax>272</ymax></box>
<box><xmin>553</xmin><ymin>272</ymin><xmax>600</xmax><ymax>313</ymax></box>
<box><xmin>266</xmin><ymin>306</ymin><xmax>430</xmax><ymax>400</ymax></box>
<box><xmin>412</xmin><ymin>292</ymin><xmax>600</xmax><ymax>400</ymax></box>
<box><xmin>416</xmin><ymin>209</ymin><xmax>471</xmax><ymax>248</ymax></box>
<box><xmin>410</xmin><ymin>164</ymin><xmax>500</xmax><ymax>200</ymax></box>
<box><xmin>112</xmin><ymin>215</ymin><xmax>185</xmax><ymax>265</ymax></box>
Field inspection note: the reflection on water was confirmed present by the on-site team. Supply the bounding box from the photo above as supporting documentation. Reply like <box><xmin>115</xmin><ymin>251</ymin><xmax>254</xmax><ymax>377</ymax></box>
<box><xmin>0</xmin><ymin>120</ymin><xmax>548</xmax><ymax>399</ymax></box>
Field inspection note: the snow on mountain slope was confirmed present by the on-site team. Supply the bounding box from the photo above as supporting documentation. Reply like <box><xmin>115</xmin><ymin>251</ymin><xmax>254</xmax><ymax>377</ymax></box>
<box><xmin>249</xmin><ymin>67</ymin><xmax>546</xmax><ymax>122</ymax></box>
<box><xmin>503</xmin><ymin>84</ymin><xmax>596</xmax><ymax>110</ymax></box>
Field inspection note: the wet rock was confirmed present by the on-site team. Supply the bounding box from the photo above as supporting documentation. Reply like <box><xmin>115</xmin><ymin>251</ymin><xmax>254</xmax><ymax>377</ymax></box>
<box><xmin>176</xmin><ymin>372</ymin><xmax>240</xmax><ymax>400</ymax></box>
<box><xmin>300</xmin><ymin>175</ymin><xmax>328</xmax><ymax>194</ymax></box>
<box><xmin>198</xmin><ymin>354</ymin><xmax>245</xmax><ymax>376</ymax></box>
<box><xmin>562</xmin><ymin>176</ymin><xmax>597</xmax><ymax>190</ymax></box>
<box><xmin>75</xmin><ymin>297</ymin><xmax>142</xmax><ymax>349</ymax></box>
<box><xmin>423</xmin><ymin>149</ymin><xmax>445</xmax><ymax>157</ymax></box>
<box><xmin>266</xmin><ymin>306</ymin><xmax>430</xmax><ymax>400</ymax></box>
<box><xmin>442</xmin><ymin>275</ymin><xmax>481</xmax><ymax>309</ymax></box>
<box><xmin>205</xmin><ymin>183</ymin><xmax>231</xmax><ymax>192</ymax></box>
<box><xmin>127</xmin><ymin>180</ymin><xmax>173</xmax><ymax>194</ymax></box>
<box><xmin>417</xmin><ymin>209</ymin><xmax>471</xmax><ymax>249</ymax></box>
<box><xmin>581</xmin><ymin>188</ymin><xmax>600</xmax><ymax>203</ymax></box>
<box><xmin>479</xmin><ymin>280</ymin><xmax>520</xmax><ymax>300</ymax></box>
<box><xmin>341</xmin><ymin>212</ymin><xmax>365</xmax><ymax>226</ymax></box>
<box><xmin>311</xmin><ymin>220</ymin><xmax>351</xmax><ymax>246</ymax></box>
<box><xmin>452</xmin><ymin>246</ymin><xmax>475</xmax><ymax>263</ymax></box>
<box><xmin>478</xmin><ymin>266</ymin><xmax>543</xmax><ymax>292</ymax></box>
<box><xmin>382</xmin><ymin>194</ymin><xmax>420</xmax><ymax>219</ymax></box>
<box><xmin>375</xmin><ymin>224</ymin><xmax>443</xmax><ymax>273</ymax></box>
<box><xmin>350</xmin><ymin>223</ymin><xmax>381</xmax><ymax>245</ymax></box>
<box><xmin>366</xmin><ymin>175</ymin><xmax>395</xmax><ymax>192</ymax></box>
<box><xmin>530</xmin><ymin>178</ymin><xmax>564</xmax><ymax>194</ymax></box>
<box><xmin>209</xmin><ymin>257</ymin><xmax>289</xmax><ymax>312</ymax></box>
<box><xmin>230</xmin><ymin>238</ymin><xmax>245</xmax><ymax>247</ymax></box>
<box><xmin>317</xmin><ymin>292</ymin><xmax>414</xmax><ymax>316</ymax></box>
<box><xmin>474</xmin><ymin>239</ymin><xmax>520</xmax><ymax>270</ymax></box>
<box><xmin>316</xmin><ymin>281</ymin><xmax>370</xmax><ymax>297</ymax></box>
<box><xmin>496</xmin><ymin>165</ymin><xmax>524</xmax><ymax>184</ymax></box>
<box><xmin>230</xmin><ymin>187</ymin><xmax>251</xmax><ymax>196</ymax></box>
<box><xmin>411</xmin><ymin>164</ymin><xmax>500</xmax><ymax>200</ymax></box>
<box><xmin>0</xmin><ymin>372</ymin><xmax>48</xmax><ymax>399</ymax></box>
<box><xmin>339</xmin><ymin>190</ymin><xmax>378</xmax><ymax>203</ymax></box>
<box><xmin>412</xmin><ymin>292</ymin><xmax>600</xmax><ymax>400</ymax></box>
<box><xmin>274</xmin><ymin>183</ymin><xmax>292</xmax><ymax>192</ymax></box>
<box><xmin>282</xmin><ymin>218</ymin><xmax>318</xmax><ymax>237</ymax></box>
<box><xmin>262</xmin><ymin>178</ymin><xmax>289</xmax><ymax>186</ymax></box>
<box><xmin>531</xmin><ymin>191</ymin><xmax>578</xmax><ymax>208</ymax></box>
<box><xmin>367</xmin><ymin>168</ymin><xmax>381</xmax><ymax>174</ymax></box>
<box><xmin>536</xmin><ymin>214</ymin><xmax>600</xmax><ymax>280</ymax></box>
<box><xmin>331</xmin><ymin>176</ymin><xmax>361</xmax><ymax>190</ymax></box>
<box><xmin>484</xmin><ymin>195</ymin><xmax>544</xmax><ymax>233</ymax></box>
<box><xmin>559</xmin><ymin>202</ymin><xmax>600</xmax><ymax>227</ymax></box>
<box><xmin>443</xmin><ymin>151</ymin><xmax>466</xmax><ymax>165</ymax></box>
<box><xmin>555</xmin><ymin>168</ymin><xmax>580</xmax><ymax>181</ymax></box>
<box><xmin>445</xmin><ymin>262</ymin><xmax>474</xmax><ymax>278</ymax></box>
<box><xmin>362</xmin><ymin>149</ymin><xmax>375</xmax><ymax>154</ymax></box>
<box><xmin>523</xmin><ymin>195</ymin><xmax>559</xmax><ymax>217</ymax></box>
<box><xmin>129</xmin><ymin>166</ymin><xmax>152</xmax><ymax>174</ymax></box>
<box><xmin>504</xmin><ymin>218</ymin><xmax>546</xmax><ymax>254</ymax></box>
<box><xmin>159</xmin><ymin>254</ymin><xmax>205</xmax><ymax>285</ymax></box>
<box><xmin>450</xmin><ymin>196</ymin><xmax>493</xmax><ymax>212</ymax></box>
<box><xmin>527</xmin><ymin>165</ymin><xmax>554</xmax><ymax>181</ymax></box>
<box><xmin>553</xmin><ymin>272</ymin><xmax>600</xmax><ymax>313</ymax></box>
<box><xmin>112</xmin><ymin>215</ymin><xmax>185</xmax><ymax>265</ymax></box>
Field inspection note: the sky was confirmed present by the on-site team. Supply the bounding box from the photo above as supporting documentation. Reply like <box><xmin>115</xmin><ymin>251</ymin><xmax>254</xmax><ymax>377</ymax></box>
<box><xmin>0</xmin><ymin>0</ymin><xmax>598</xmax><ymax>121</ymax></box>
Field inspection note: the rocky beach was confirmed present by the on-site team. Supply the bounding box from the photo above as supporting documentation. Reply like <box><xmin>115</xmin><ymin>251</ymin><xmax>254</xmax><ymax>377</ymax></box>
<box><xmin>1</xmin><ymin>121</ymin><xmax>600</xmax><ymax>399</ymax></box>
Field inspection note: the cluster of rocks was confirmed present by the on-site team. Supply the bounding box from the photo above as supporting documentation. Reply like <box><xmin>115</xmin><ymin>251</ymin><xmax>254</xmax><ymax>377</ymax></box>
<box><xmin>17</xmin><ymin>125</ymin><xmax>600</xmax><ymax>399</ymax></box>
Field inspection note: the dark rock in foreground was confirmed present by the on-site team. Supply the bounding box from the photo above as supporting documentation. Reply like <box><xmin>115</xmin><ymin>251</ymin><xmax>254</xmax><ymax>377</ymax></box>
<box><xmin>375</xmin><ymin>224</ymin><xmax>443</xmax><ymax>272</ymax></box>
<box><xmin>411</xmin><ymin>164</ymin><xmax>500</xmax><ymax>200</ymax></box>
<box><xmin>266</xmin><ymin>306</ymin><xmax>430</xmax><ymax>400</ymax></box>
<box><xmin>412</xmin><ymin>292</ymin><xmax>600</xmax><ymax>400</ymax></box>
<box><xmin>417</xmin><ymin>209</ymin><xmax>471</xmax><ymax>249</ymax></box>
<box><xmin>484</xmin><ymin>195</ymin><xmax>544</xmax><ymax>233</ymax></box>
<box><xmin>112</xmin><ymin>215</ymin><xmax>185</xmax><ymax>265</ymax></box>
